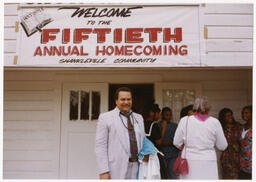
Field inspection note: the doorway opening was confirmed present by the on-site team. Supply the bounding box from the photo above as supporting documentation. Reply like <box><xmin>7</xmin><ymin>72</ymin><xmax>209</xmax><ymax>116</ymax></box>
<box><xmin>109</xmin><ymin>84</ymin><xmax>154</xmax><ymax>119</ymax></box>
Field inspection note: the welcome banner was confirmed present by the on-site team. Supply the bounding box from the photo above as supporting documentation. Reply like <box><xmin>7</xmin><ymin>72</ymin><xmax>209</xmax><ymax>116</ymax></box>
<box><xmin>18</xmin><ymin>5</ymin><xmax>201</xmax><ymax>67</ymax></box>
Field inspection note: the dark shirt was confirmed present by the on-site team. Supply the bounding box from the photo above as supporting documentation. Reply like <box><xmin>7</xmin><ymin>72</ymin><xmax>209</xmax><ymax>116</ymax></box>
<box><xmin>144</xmin><ymin>120</ymin><xmax>161</xmax><ymax>150</ymax></box>
<box><xmin>158</xmin><ymin>121</ymin><xmax>179</xmax><ymax>158</ymax></box>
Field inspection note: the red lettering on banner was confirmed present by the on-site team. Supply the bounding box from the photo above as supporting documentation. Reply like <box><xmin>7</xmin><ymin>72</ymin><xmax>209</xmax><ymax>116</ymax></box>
<box><xmin>93</xmin><ymin>28</ymin><xmax>111</xmax><ymax>43</ymax></box>
<box><xmin>134</xmin><ymin>45</ymin><xmax>142</xmax><ymax>55</ymax></box>
<box><xmin>74</xmin><ymin>28</ymin><xmax>92</xmax><ymax>43</ymax></box>
<box><xmin>179</xmin><ymin>45</ymin><xmax>188</xmax><ymax>55</ymax></box>
<box><xmin>115</xmin><ymin>45</ymin><xmax>124</xmax><ymax>55</ymax></box>
<box><xmin>114</xmin><ymin>28</ymin><xmax>122</xmax><ymax>43</ymax></box>
<box><xmin>62</xmin><ymin>29</ymin><xmax>70</xmax><ymax>43</ymax></box>
<box><xmin>41</xmin><ymin>29</ymin><xmax>60</xmax><ymax>43</ymax></box>
<box><xmin>144</xmin><ymin>28</ymin><xmax>162</xmax><ymax>42</ymax></box>
<box><xmin>164</xmin><ymin>28</ymin><xmax>182</xmax><ymax>42</ymax></box>
<box><xmin>96</xmin><ymin>46</ymin><xmax>105</xmax><ymax>55</ymax></box>
<box><xmin>34</xmin><ymin>46</ymin><xmax>42</xmax><ymax>56</ymax></box>
<box><xmin>125</xmin><ymin>45</ymin><xmax>133</xmax><ymax>55</ymax></box>
<box><xmin>126</xmin><ymin>28</ymin><xmax>143</xmax><ymax>43</ymax></box>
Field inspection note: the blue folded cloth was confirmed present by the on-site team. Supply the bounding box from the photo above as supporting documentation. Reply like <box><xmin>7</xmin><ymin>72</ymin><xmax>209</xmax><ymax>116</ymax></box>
<box><xmin>138</xmin><ymin>137</ymin><xmax>158</xmax><ymax>160</ymax></box>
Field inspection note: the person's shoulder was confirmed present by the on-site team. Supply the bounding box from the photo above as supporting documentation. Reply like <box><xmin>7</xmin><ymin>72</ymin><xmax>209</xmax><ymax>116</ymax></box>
<box><xmin>99</xmin><ymin>108</ymin><xmax>116</xmax><ymax>118</ymax></box>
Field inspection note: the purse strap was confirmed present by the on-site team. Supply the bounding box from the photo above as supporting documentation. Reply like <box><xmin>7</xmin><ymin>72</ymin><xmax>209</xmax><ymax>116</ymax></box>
<box><xmin>184</xmin><ymin>116</ymin><xmax>189</xmax><ymax>158</ymax></box>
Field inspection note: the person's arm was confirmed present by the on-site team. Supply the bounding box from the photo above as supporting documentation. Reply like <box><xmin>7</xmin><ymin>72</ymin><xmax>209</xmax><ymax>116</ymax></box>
<box><xmin>173</xmin><ymin>118</ymin><xmax>185</xmax><ymax>149</ymax></box>
<box><xmin>215</xmin><ymin>119</ymin><xmax>228</xmax><ymax>151</ymax></box>
<box><xmin>95</xmin><ymin>114</ymin><xmax>111</xmax><ymax>179</ymax></box>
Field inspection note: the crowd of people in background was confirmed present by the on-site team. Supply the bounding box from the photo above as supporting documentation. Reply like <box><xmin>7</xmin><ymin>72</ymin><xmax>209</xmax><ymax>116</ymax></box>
<box><xmin>144</xmin><ymin>98</ymin><xmax>252</xmax><ymax>180</ymax></box>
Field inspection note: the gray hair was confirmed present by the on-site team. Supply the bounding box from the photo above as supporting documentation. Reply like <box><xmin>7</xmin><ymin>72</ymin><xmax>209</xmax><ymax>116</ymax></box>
<box><xmin>193</xmin><ymin>96</ymin><xmax>211</xmax><ymax>113</ymax></box>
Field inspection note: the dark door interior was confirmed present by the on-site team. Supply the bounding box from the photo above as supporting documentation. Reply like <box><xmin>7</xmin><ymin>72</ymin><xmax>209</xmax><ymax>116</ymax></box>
<box><xmin>109</xmin><ymin>84</ymin><xmax>154</xmax><ymax>119</ymax></box>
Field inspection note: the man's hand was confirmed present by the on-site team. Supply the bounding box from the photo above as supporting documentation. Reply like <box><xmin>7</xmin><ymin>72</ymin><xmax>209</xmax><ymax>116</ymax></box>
<box><xmin>100</xmin><ymin>172</ymin><xmax>111</xmax><ymax>179</ymax></box>
<box><xmin>142</xmin><ymin>154</ymin><xmax>149</xmax><ymax>162</ymax></box>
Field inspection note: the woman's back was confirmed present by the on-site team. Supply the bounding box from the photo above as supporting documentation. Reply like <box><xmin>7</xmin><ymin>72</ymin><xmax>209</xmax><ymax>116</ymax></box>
<box><xmin>174</xmin><ymin>115</ymin><xmax>227</xmax><ymax>160</ymax></box>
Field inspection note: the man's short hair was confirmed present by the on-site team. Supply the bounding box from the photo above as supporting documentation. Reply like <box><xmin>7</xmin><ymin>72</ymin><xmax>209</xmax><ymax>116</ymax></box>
<box><xmin>114</xmin><ymin>87</ymin><xmax>132</xmax><ymax>101</ymax></box>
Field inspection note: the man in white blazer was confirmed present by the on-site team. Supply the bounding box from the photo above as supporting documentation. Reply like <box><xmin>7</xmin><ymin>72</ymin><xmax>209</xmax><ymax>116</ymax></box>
<box><xmin>95</xmin><ymin>87</ymin><xmax>145</xmax><ymax>179</ymax></box>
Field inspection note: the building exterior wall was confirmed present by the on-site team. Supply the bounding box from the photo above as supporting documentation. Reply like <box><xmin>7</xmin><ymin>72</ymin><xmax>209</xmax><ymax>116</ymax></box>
<box><xmin>3</xmin><ymin>68</ymin><xmax>252</xmax><ymax>178</ymax></box>
<box><xmin>3</xmin><ymin>3</ymin><xmax>253</xmax><ymax>179</ymax></box>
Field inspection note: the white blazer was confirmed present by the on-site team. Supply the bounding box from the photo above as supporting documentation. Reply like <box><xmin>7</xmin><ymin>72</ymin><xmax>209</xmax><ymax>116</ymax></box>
<box><xmin>95</xmin><ymin>107</ymin><xmax>145</xmax><ymax>179</ymax></box>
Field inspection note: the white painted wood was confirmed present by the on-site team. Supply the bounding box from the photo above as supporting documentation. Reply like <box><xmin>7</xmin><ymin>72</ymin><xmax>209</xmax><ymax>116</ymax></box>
<box><xmin>3</xmin><ymin>161</ymin><xmax>53</xmax><ymax>171</ymax></box>
<box><xmin>4</xmin><ymin>121</ymin><xmax>52</xmax><ymax>131</ymax></box>
<box><xmin>4</xmin><ymin>139</ymin><xmax>54</xmax><ymax>150</ymax></box>
<box><xmin>204</xmin><ymin>4</ymin><xmax>253</xmax><ymax>14</ymax></box>
<box><xmin>4</xmin><ymin>71</ymin><xmax>54</xmax><ymax>81</ymax></box>
<box><xmin>4</xmin><ymin>91</ymin><xmax>54</xmax><ymax>101</ymax></box>
<box><xmin>4</xmin><ymin>28</ymin><xmax>17</xmax><ymax>40</ymax></box>
<box><xmin>3</xmin><ymin>78</ymin><xmax>61</xmax><ymax>179</ymax></box>
<box><xmin>4</xmin><ymin>40</ymin><xmax>17</xmax><ymax>53</ymax></box>
<box><xmin>205</xmin><ymin>52</ymin><xmax>252</xmax><ymax>66</ymax></box>
<box><xmin>4</xmin><ymin>111</ymin><xmax>53</xmax><ymax>121</ymax></box>
<box><xmin>4</xmin><ymin>4</ymin><xmax>19</xmax><ymax>15</ymax></box>
<box><xmin>4</xmin><ymin>54</ymin><xmax>16</xmax><ymax>66</ymax></box>
<box><xmin>4</xmin><ymin>150</ymin><xmax>53</xmax><ymax>161</ymax></box>
<box><xmin>60</xmin><ymin>83</ymin><xmax>108</xmax><ymax>179</ymax></box>
<box><xmin>4</xmin><ymin>81</ymin><xmax>55</xmax><ymax>91</ymax></box>
<box><xmin>204</xmin><ymin>14</ymin><xmax>253</xmax><ymax>26</ymax></box>
<box><xmin>207</xmin><ymin>27</ymin><xmax>253</xmax><ymax>39</ymax></box>
<box><xmin>4</xmin><ymin>171</ymin><xmax>57</xmax><ymax>179</ymax></box>
<box><xmin>4</xmin><ymin>16</ymin><xmax>18</xmax><ymax>27</ymax></box>
<box><xmin>4</xmin><ymin>101</ymin><xmax>54</xmax><ymax>110</ymax></box>
<box><xmin>206</xmin><ymin>39</ymin><xmax>252</xmax><ymax>52</ymax></box>
<box><xmin>67</xmin><ymin>133</ymin><xmax>97</xmax><ymax>179</ymax></box>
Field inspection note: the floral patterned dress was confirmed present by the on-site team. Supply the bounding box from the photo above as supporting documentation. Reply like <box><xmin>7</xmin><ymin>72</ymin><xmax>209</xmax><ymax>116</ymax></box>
<box><xmin>239</xmin><ymin>126</ymin><xmax>252</xmax><ymax>174</ymax></box>
<box><xmin>220</xmin><ymin>124</ymin><xmax>240</xmax><ymax>179</ymax></box>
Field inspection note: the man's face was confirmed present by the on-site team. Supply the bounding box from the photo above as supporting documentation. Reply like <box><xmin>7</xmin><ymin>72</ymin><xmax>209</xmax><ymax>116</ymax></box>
<box><xmin>115</xmin><ymin>91</ymin><xmax>132</xmax><ymax>114</ymax></box>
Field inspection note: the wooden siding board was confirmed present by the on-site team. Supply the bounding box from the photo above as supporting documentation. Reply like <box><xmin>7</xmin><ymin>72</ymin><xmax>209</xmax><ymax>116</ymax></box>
<box><xmin>4</xmin><ymin>28</ymin><xmax>18</xmax><ymax>40</ymax></box>
<box><xmin>4</xmin><ymin>16</ymin><xmax>18</xmax><ymax>27</ymax></box>
<box><xmin>4</xmin><ymin>71</ymin><xmax>55</xmax><ymax>81</ymax></box>
<box><xmin>205</xmin><ymin>52</ymin><xmax>252</xmax><ymax>66</ymax></box>
<box><xmin>204</xmin><ymin>4</ymin><xmax>253</xmax><ymax>14</ymax></box>
<box><xmin>4</xmin><ymin>91</ymin><xmax>54</xmax><ymax>101</ymax></box>
<box><xmin>4</xmin><ymin>54</ymin><xmax>16</xmax><ymax>66</ymax></box>
<box><xmin>4</xmin><ymin>40</ymin><xmax>17</xmax><ymax>53</ymax></box>
<box><xmin>4</xmin><ymin>4</ymin><xmax>19</xmax><ymax>15</ymax></box>
<box><xmin>204</xmin><ymin>14</ymin><xmax>253</xmax><ymax>26</ymax></box>
<box><xmin>3</xmin><ymin>140</ymin><xmax>54</xmax><ymax>150</ymax></box>
<box><xmin>4</xmin><ymin>110</ymin><xmax>54</xmax><ymax>121</ymax></box>
<box><xmin>4</xmin><ymin>150</ymin><xmax>53</xmax><ymax>161</ymax></box>
<box><xmin>207</xmin><ymin>27</ymin><xmax>253</xmax><ymax>39</ymax></box>
<box><xmin>3</xmin><ymin>161</ymin><xmax>54</xmax><ymax>171</ymax></box>
<box><xmin>4</xmin><ymin>121</ymin><xmax>52</xmax><ymax>131</ymax></box>
<box><xmin>4</xmin><ymin>130</ymin><xmax>55</xmax><ymax>140</ymax></box>
<box><xmin>4</xmin><ymin>81</ymin><xmax>54</xmax><ymax>91</ymax></box>
<box><xmin>4</xmin><ymin>101</ymin><xmax>54</xmax><ymax>110</ymax></box>
<box><xmin>3</xmin><ymin>171</ymin><xmax>57</xmax><ymax>179</ymax></box>
<box><xmin>206</xmin><ymin>39</ymin><xmax>253</xmax><ymax>52</ymax></box>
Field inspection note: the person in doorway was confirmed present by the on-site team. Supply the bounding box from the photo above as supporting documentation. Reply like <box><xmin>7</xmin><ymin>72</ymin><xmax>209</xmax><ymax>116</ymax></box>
<box><xmin>180</xmin><ymin>104</ymin><xmax>194</xmax><ymax>119</ymax></box>
<box><xmin>239</xmin><ymin>105</ymin><xmax>252</xmax><ymax>179</ymax></box>
<box><xmin>218</xmin><ymin>108</ymin><xmax>240</xmax><ymax>179</ymax></box>
<box><xmin>173</xmin><ymin>96</ymin><xmax>228</xmax><ymax>179</ymax></box>
<box><xmin>159</xmin><ymin>107</ymin><xmax>179</xmax><ymax>179</ymax></box>
<box><xmin>144</xmin><ymin>103</ymin><xmax>168</xmax><ymax>179</ymax></box>
<box><xmin>144</xmin><ymin>103</ymin><xmax>161</xmax><ymax>148</ymax></box>
<box><xmin>95</xmin><ymin>87</ymin><xmax>145</xmax><ymax>179</ymax></box>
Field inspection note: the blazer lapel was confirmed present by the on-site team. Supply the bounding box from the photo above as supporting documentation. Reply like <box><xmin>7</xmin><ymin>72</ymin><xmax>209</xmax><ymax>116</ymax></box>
<box><xmin>112</xmin><ymin>108</ymin><xmax>129</xmax><ymax>154</ymax></box>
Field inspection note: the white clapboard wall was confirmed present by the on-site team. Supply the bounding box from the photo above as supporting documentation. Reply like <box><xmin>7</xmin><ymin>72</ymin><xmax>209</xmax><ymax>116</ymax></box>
<box><xmin>3</xmin><ymin>71</ymin><xmax>61</xmax><ymax>179</ymax></box>
<box><xmin>201</xmin><ymin>4</ymin><xmax>253</xmax><ymax>66</ymax></box>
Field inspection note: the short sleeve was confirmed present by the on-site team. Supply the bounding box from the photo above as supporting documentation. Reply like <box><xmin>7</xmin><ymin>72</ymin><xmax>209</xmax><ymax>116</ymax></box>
<box><xmin>150</xmin><ymin>123</ymin><xmax>161</xmax><ymax>141</ymax></box>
